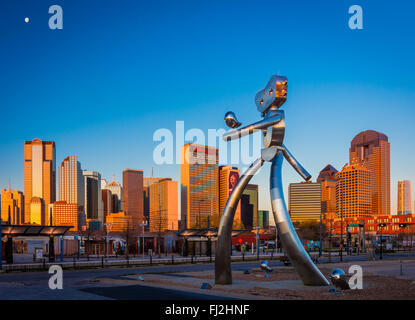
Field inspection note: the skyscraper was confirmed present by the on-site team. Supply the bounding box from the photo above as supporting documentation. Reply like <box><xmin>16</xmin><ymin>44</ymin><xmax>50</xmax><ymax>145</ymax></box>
<box><xmin>83</xmin><ymin>170</ymin><xmax>104</xmax><ymax>228</ymax></box>
<box><xmin>149</xmin><ymin>178</ymin><xmax>178</xmax><ymax>232</ymax></box>
<box><xmin>219</xmin><ymin>166</ymin><xmax>242</xmax><ymax>229</ymax></box>
<box><xmin>317</xmin><ymin>164</ymin><xmax>338</xmax><ymax>220</ymax></box>
<box><xmin>1</xmin><ymin>185</ymin><xmax>24</xmax><ymax>224</ymax></box>
<box><xmin>180</xmin><ymin>143</ymin><xmax>219</xmax><ymax>229</ymax></box>
<box><xmin>335</xmin><ymin>163</ymin><xmax>371</xmax><ymax>219</ymax></box>
<box><xmin>397</xmin><ymin>180</ymin><xmax>412</xmax><ymax>215</ymax></box>
<box><xmin>101</xmin><ymin>189</ymin><xmax>113</xmax><ymax>218</ymax></box>
<box><xmin>101</xmin><ymin>176</ymin><xmax>123</xmax><ymax>213</ymax></box>
<box><xmin>58</xmin><ymin>156</ymin><xmax>85</xmax><ymax>230</ymax></box>
<box><xmin>289</xmin><ymin>182</ymin><xmax>321</xmax><ymax>222</ymax></box>
<box><xmin>143</xmin><ymin>177</ymin><xmax>163</xmax><ymax>227</ymax></box>
<box><xmin>123</xmin><ymin>168</ymin><xmax>144</xmax><ymax>227</ymax></box>
<box><xmin>241</xmin><ymin>184</ymin><xmax>258</xmax><ymax>228</ymax></box>
<box><xmin>349</xmin><ymin>130</ymin><xmax>391</xmax><ymax>216</ymax></box>
<box><xmin>24</xmin><ymin>139</ymin><xmax>56</xmax><ymax>225</ymax></box>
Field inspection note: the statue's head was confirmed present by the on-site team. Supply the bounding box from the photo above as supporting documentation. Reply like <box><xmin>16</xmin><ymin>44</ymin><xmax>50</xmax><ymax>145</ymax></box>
<box><xmin>255</xmin><ymin>75</ymin><xmax>288</xmax><ymax>115</ymax></box>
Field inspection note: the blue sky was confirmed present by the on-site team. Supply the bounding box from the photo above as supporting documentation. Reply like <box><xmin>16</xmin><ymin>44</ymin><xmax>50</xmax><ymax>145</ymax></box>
<box><xmin>1</xmin><ymin>0</ymin><xmax>414</xmax><ymax>219</ymax></box>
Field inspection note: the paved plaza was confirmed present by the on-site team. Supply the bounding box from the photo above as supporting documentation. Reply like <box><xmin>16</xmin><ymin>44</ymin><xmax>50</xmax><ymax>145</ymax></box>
<box><xmin>0</xmin><ymin>253</ymin><xmax>415</xmax><ymax>300</ymax></box>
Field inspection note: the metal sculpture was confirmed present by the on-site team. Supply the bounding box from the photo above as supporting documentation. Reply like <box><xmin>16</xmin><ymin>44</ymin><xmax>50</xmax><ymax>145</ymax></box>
<box><xmin>215</xmin><ymin>75</ymin><xmax>329</xmax><ymax>286</ymax></box>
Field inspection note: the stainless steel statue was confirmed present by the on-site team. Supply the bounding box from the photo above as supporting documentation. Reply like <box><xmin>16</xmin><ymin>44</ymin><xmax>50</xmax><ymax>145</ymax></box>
<box><xmin>215</xmin><ymin>75</ymin><xmax>329</xmax><ymax>286</ymax></box>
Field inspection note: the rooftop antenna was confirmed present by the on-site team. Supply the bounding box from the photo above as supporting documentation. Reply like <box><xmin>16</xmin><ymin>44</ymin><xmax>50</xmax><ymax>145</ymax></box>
<box><xmin>152</xmin><ymin>167</ymin><xmax>154</xmax><ymax>177</ymax></box>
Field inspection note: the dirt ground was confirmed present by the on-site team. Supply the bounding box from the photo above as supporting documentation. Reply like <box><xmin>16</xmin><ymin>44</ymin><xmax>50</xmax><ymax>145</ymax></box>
<box><xmin>126</xmin><ymin>265</ymin><xmax>415</xmax><ymax>300</ymax></box>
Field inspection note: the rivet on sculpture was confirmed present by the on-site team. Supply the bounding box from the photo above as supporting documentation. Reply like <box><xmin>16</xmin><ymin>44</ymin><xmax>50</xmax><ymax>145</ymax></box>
<box><xmin>215</xmin><ymin>75</ymin><xmax>330</xmax><ymax>286</ymax></box>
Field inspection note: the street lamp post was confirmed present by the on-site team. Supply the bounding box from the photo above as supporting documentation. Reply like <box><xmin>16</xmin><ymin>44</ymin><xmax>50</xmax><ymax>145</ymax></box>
<box><xmin>319</xmin><ymin>211</ymin><xmax>322</xmax><ymax>257</ymax></box>
<box><xmin>103</xmin><ymin>222</ymin><xmax>112</xmax><ymax>258</ymax></box>
<box><xmin>139</xmin><ymin>220</ymin><xmax>148</xmax><ymax>259</ymax></box>
<box><xmin>340</xmin><ymin>191</ymin><xmax>343</xmax><ymax>262</ymax></box>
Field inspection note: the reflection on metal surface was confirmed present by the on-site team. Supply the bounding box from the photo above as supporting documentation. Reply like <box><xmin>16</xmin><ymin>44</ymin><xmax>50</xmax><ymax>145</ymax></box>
<box><xmin>271</xmin><ymin>152</ymin><xmax>329</xmax><ymax>286</ymax></box>
<box><xmin>215</xmin><ymin>74</ymin><xmax>329</xmax><ymax>286</ymax></box>
<box><xmin>215</xmin><ymin>157</ymin><xmax>264</xmax><ymax>284</ymax></box>
<box><xmin>224</xmin><ymin>111</ymin><xmax>241</xmax><ymax>129</ymax></box>
<box><xmin>330</xmin><ymin>268</ymin><xmax>350</xmax><ymax>290</ymax></box>
<box><xmin>255</xmin><ymin>75</ymin><xmax>288</xmax><ymax>115</ymax></box>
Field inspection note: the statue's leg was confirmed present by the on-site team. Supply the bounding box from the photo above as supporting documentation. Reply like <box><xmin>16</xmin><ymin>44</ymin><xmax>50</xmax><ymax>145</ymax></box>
<box><xmin>215</xmin><ymin>157</ymin><xmax>264</xmax><ymax>285</ymax></box>
<box><xmin>270</xmin><ymin>152</ymin><xmax>329</xmax><ymax>286</ymax></box>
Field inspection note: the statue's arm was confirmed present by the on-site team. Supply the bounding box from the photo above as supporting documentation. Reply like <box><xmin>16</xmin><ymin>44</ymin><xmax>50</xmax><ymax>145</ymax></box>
<box><xmin>223</xmin><ymin>114</ymin><xmax>281</xmax><ymax>141</ymax></box>
<box><xmin>278</xmin><ymin>144</ymin><xmax>311</xmax><ymax>181</ymax></box>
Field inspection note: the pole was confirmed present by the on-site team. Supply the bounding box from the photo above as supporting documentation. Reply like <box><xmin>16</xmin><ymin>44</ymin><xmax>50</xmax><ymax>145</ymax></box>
<box><xmin>319</xmin><ymin>212</ymin><xmax>322</xmax><ymax>257</ymax></box>
<box><xmin>60</xmin><ymin>236</ymin><xmax>64</xmax><ymax>262</ymax></box>
<box><xmin>340</xmin><ymin>191</ymin><xmax>343</xmax><ymax>262</ymax></box>
<box><xmin>380</xmin><ymin>225</ymin><xmax>383</xmax><ymax>260</ymax></box>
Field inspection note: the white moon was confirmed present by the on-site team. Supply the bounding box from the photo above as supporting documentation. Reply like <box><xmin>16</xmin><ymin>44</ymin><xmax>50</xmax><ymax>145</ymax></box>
<box><xmin>25</xmin><ymin>17</ymin><xmax>29</xmax><ymax>23</ymax></box>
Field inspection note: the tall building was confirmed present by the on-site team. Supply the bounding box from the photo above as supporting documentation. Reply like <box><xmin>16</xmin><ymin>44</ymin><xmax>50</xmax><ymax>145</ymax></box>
<box><xmin>83</xmin><ymin>170</ymin><xmax>104</xmax><ymax>228</ymax></box>
<box><xmin>335</xmin><ymin>163</ymin><xmax>371</xmax><ymax>219</ymax></box>
<box><xmin>1</xmin><ymin>185</ymin><xmax>24</xmax><ymax>224</ymax></box>
<box><xmin>258</xmin><ymin>210</ymin><xmax>270</xmax><ymax>229</ymax></box>
<box><xmin>149</xmin><ymin>178</ymin><xmax>178</xmax><ymax>232</ymax></box>
<box><xmin>349</xmin><ymin>130</ymin><xmax>390</xmax><ymax>216</ymax></box>
<box><xmin>123</xmin><ymin>168</ymin><xmax>144</xmax><ymax>227</ymax></box>
<box><xmin>143</xmin><ymin>177</ymin><xmax>163</xmax><ymax>227</ymax></box>
<box><xmin>241</xmin><ymin>184</ymin><xmax>258</xmax><ymax>229</ymax></box>
<box><xmin>289</xmin><ymin>182</ymin><xmax>322</xmax><ymax>222</ymax></box>
<box><xmin>58</xmin><ymin>156</ymin><xmax>85</xmax><ymax>230</ymax></box>
<box><xmin>398</xmin><ymin>180</ymin><xmax>412</xmax><ymax>215</ymax></box>
<box><xmin>24</xmin><ymin>139</ymin><xmax>56</xmax><ymax>225</ymax></box>
<box><xmin>317</xmin><ymin>164</ymin><xmax>338</xmax><ymax>220</ymax></box>
<box><xmin>219</xmin><ymin>166</ymin><xmax>242</xmax><ymax>229</ymax></box>
<box><xmin>101</xmin><ymin>189</ymin><xmax>113</xmax><ymax>218</ymax></box>
<box><xmin>101</xmin><ymin>176</ymin><xmax>122</xmax><ymax>213</ymax></box>
<box><xmin>180</xmin><ymin>143</ymin><xmax>219</xmax><ymax>229</ymax></box>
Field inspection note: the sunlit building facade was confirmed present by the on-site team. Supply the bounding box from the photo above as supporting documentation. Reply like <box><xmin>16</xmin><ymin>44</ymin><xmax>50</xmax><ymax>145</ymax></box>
<box><xmin>317</xmin><ymin>164</ymin><xmax>338</xmax><ymax>220</ymax></box>
<box><xmin>143</xmin><ymin>177</ymin><xmax>163</xmax><ymax>228</ymax></box>
<box><xmin>123</xmin><ymin>168</ymin><xmax>144</xmax><ymax>227</ymax></box>
<box><xmin>335</xmin><ymin>163</ymin><xmax>371</xmax><ymax>219</ymax></box>
<box><xmin>289</xmin><ymin>182</ymin><xmax>321</xmax><ymax>222</ymax></box>
<box><xmin>149</xmin><ymin>178</ymin><xmax>178</xmax><ymax>232</ymax></box>
<box><xmin>24</xmin><ymin>139</ymin><xmax>56</xmax><ymax>225</ymax></box>
<box><xmin>58</xmin><ymin>156</ymin><xmax>85</xmax><ymax>229</ymax></box>
<box><xmin>105</xmin><ymin>212</ymin><xmax>133</xmax><ymax>233</ymax></box>
<box><xmin>180</xmin><ymin>143</ymin><xmax>219</xmax><ymax>229</ymax></box>
<box><xmin>1</xmin><ymin>186</ymin><xmax>24</xmax><ymax>224</ymax></box>
<box><xmin>398</xmin><ymin>180</ymin><xmax>412</xmax><ymax>215</ymax></box>
<box><xmin>101</xmin><ymin>176</ymin><xmax>122</xmax><ymax>213</ymax></box>
<box><xmin>349</xmin><ymin>130</ymin><xmax>390</xmax><ymax>216</ymax></box>
<box><xmin>52</xmin><ymin>201</ymin><xmax>78</xmax><ymax>231</ymax></box>
<box><xmin>219</xmin><ymin>166</ymin><xmax>242</xmax><ymax>229</ymax></box>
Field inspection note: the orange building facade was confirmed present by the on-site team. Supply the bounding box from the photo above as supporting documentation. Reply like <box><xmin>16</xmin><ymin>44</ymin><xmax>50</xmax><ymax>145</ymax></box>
<box><xmin>335</xmin><ymin>163</ymin><xmax>371</xmax><ymax>219</ymax></box>
<box><xmin>123</xmin><ymin>168</ymin><xmax>144</xmax><ymax>228</ymax></box>
<box><xmin>317</xmin><ymin>165</ymin><xmax>338</xmax><ymax>220</ymax></box>
<box><xmin>324</xmin><ymin>214</ymin><xmax>415</xmax><ymax>236</ymax></box>
<box><xmin>219</xmin><ymin>166</ymin><xmax>242</xmax><ymax>229</ymax></box>
<box><xmin>105</xmin><ymin>212</ymin><xmax>133</xmax><ymax>233</ymax></box>
<box><xmin>52</xmin><ymin>201</ymin><xmax>78</xmax><ymax>231</ymax></box>
<box><xmin>349</xmin><ymin>130</ymin><xmax>390</xmax><ymax>216</ymax></box>
<box><xmin>24</xmin><ymin>139</ymin><xmax>56</xmax><ymax>225</ymax></box>
<box><xmin>1</xmin><ymin>186</ymin><xmax>24</xmax><ymax>224</ymax></box>
<box><xmin>149</xmin><ymin>178</ymin><xmax>178</xmax><ymax>232</ymax></box>
<box><xmin>180</xmin><ymin>143</ymin><xmax>219</xmax><ymax>229</ymax></box>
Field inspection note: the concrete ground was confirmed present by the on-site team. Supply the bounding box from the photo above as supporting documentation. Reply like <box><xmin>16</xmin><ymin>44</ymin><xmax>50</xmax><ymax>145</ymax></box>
<box><xmin>1</xmin><ymin>254</ymin><xmax>415</xmax><ymax>300</ymax></box>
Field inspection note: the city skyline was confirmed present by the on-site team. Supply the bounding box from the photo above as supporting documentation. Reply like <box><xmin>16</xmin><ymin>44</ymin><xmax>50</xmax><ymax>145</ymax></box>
<box><xmin>1</xmin><ymin>1</ymin><xmax>415</xmax><ymax>217</ymax></box>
